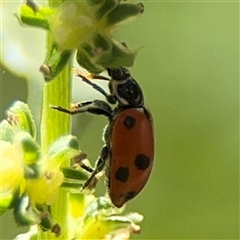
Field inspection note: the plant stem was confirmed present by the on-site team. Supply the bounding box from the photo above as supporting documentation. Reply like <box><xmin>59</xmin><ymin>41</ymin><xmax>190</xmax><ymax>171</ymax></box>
<box><xmin>40</xmin><ymin>0</ymin><xmax>74</xmax><ymax>236</ymax></box>
<box><xmin>40</xmin><ymin>38</ymin><xmax>72</xmax><ymax>240</ymax></box>
<box><xmin>40</xmin><ymin>64</ymin><xmax>71</xmax><ymax>153</ymax></box>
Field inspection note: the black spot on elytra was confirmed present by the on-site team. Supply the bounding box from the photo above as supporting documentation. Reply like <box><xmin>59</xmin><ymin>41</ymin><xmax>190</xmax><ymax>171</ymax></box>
<box><xmin>115</xmin><ymin>167</ymin><xmax>129</xmax><ymax>182</ymax></box>
<box><xmin>135</xmin><ymin>154</ymin><xmax>150</xmax><ymax>170</ymax></box>
<box><xmin>121</xmin><ymin>191</ymin><xmax>136</xmax><ymax>200</ymax></box>
<box><xmin>123</xmin><ymin>116</ymin><xmax>136</xmax><ymax>129</ymax></box>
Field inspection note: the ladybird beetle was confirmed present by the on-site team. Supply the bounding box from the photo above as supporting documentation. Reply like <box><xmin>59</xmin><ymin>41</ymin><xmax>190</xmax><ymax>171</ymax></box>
<box><xmin>52</xmin><ymin>67</ymin><xmax>154</xmax><ymax>208</ymax></box>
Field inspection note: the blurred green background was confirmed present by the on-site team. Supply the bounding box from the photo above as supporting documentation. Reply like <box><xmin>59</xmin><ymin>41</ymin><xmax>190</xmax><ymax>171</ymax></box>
<box><xmin>1</xmin><ymin>1</ymin><xmax>239</xmax><ymax>239</ymax></box>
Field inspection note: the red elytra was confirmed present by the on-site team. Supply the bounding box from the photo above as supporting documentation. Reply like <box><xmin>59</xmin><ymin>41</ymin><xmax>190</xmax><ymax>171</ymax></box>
<box><xmin>52</xmin><ymin>67</ymin><xmax>154</xmax><ymax>208</ymax></box>
<box><xmin>109</xmin><ymin>107</ymin><xmax>154</xmax><ymax>207</ymax></box>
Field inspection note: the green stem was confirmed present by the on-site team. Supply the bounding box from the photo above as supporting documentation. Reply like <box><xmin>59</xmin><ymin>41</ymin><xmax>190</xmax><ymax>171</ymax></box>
<box><xmin>40</xmin><ymin>38</ymin><xmax>72</xmax><ymax>240</ymax></box>
<box><xmin>40</xmin><ymin>63</ymin><xmax>71</xmax><ymax>153</ymax></box>
<box><xmin>41</xmin><ymin>0</ymin><xmax>72</xmax><ymax>236</ymax></box>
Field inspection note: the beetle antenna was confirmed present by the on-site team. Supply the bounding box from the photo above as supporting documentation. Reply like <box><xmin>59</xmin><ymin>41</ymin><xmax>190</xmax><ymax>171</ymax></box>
<box><xmin>73</xmin><ymin>68</ymin><xmax>110</xmax><ymax>81</ymax></box>
<box><xmin>73</xmin><ymin>68</ymin><xmax>116</xmax><ymax>104</ymax></box>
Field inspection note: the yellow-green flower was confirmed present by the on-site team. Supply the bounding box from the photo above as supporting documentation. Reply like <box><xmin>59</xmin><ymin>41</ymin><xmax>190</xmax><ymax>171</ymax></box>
<box><xmin>0</xmin><ymin>130</ymin><xmax>78</xmax><ymax>218</ymax></box>
<box><xmin>72</xmin><ymin>197</ymin><xmax>143</xmax><ymax>240</ymax></box>
<box><xmin>0</xmin><ymin>101</ymin><xmax>82</xmax><ymax>230</ymax></box>
<box><xmin>48</xmin><ymin>1</ymin><xmax>100</xmax><ymax>50</ymax></box>
<box><xmin>18</xmin><ymin>0</ymin><xmax>144</xmax><ymax>79</ymax></box>
<box><xmin>0</xmin><ymin>141</ymin><xmax>26</xmax><ymax>214</ymax></box>
<box><xmin>26</xmin><ymin>168</ymin><xmax>64</xmax><ymax>205</ymax></box>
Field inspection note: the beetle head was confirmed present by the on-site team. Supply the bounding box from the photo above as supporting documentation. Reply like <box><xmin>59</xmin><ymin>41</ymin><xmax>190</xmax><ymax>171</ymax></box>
<box><xmin>107</xmin><ymin>67</ymin><xmax>144</xmax><ymax>107</ymax></box>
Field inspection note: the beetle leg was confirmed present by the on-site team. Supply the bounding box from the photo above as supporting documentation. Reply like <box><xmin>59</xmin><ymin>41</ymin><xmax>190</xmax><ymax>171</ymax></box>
<box><xmin>82</xmin><ymin>145</ymin><xmax>109</xmax><ymax>191</ymax></box>
<box><xmin>72</xmin><ymin>153</ymin><xmax>94</xmax><ymax>173</ymax></box>
<box><xmin>51</xmin><ymin>99</ymin><xmax>113</xmax><ymax>118</ymax></box>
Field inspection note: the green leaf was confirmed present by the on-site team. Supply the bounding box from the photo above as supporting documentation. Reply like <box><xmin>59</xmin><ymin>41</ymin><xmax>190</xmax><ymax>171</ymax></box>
<box><xmin>97</xmin><ymin>39</ymin><xmax>138</xmax><ymax>68</ymax></box>
<box><xmin>124</xmin><ymin>212</ymin><xmax>144</xmax><ymax>223</ymax></box>
<box><xmin>34</xmin><ymin>205</ymin><xmax>54</xmax><ymax>232</ymax></box>
<box><xmin>13</xmin><ymin>194</ymin><xmax>39</xmax><ymax>226</ymax></box>
<box><xmin>96</xmin><ymin>0</ymin><xmax>119</xmax><ymax>19</ymax></box>
<box><xmin>93</xmin><ymin>33</ymin><xmax>112</xmax><ymax>52</ymax></box>
<box><xmin>78</xmin><ymin>38</ymin><xmax>138</xmax><ymax>73</ymax></box>
<box><xmin>47</xmin><ymin>135</ymin><xmax>80</xmax><ymax>168</ymax></box>
<box><xmin>77</xmin><ymin>50</ymin><xmax>103</xmax><ymax>74</ymax></box>
<box><xmin>15</xmin><ymin>132</ymin><xmax>41</xmax><ymax>165</ymax></box>
<box><xmin>7</xmin><ymin>101</ymin><xmax>36</xmax><ymax>139</ymax></box>
<box><xmin>42</xmin><ymin>43</ymin><xmax>73</xmax><ymax>82</ymax></box>
<box><xmin>0</xmin><ymin>187</ymin><xmax>21</xmax><ymax>215</ymax></box>
<box><xmin>24</xmin><ymin>162</ymin><xmax>42</xmax><ymax>179</ymax></box>
<box><xmin>106</xmin><ymin>2</ymin><xmax>144</xmax><ymax>27</ymax></box>
<box><xmin>84</xmin><ymin>197</ymin><xmax>118</xmax><ymax>223</ymax></box>
<box><xmin>16</xmin><ymin>5</ymin><xmax>54</xmax><ymax>30</ymax></box>
<box><xmin>0</xmin><ymin>120</ymin><xmax>14</xmax><ymax>143</ymax></box>
<box><xmin>104</xmin><ymin>212</ymin><xmax>143</xmax><ymax>226</ymax></box>
<box><xmin>87</xmin><ymin>0</ymin><xmax>105</xmax><ymax>6</ymax></box>
<box><xmin>13</xmin><ymin>132</ymin><xmax>42</xmax><ymax>179</ymax></box>
<box><xmin>61</xmin><ymin>167</ymin><xmax>89</xmax><ymax>182</ymax></box>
